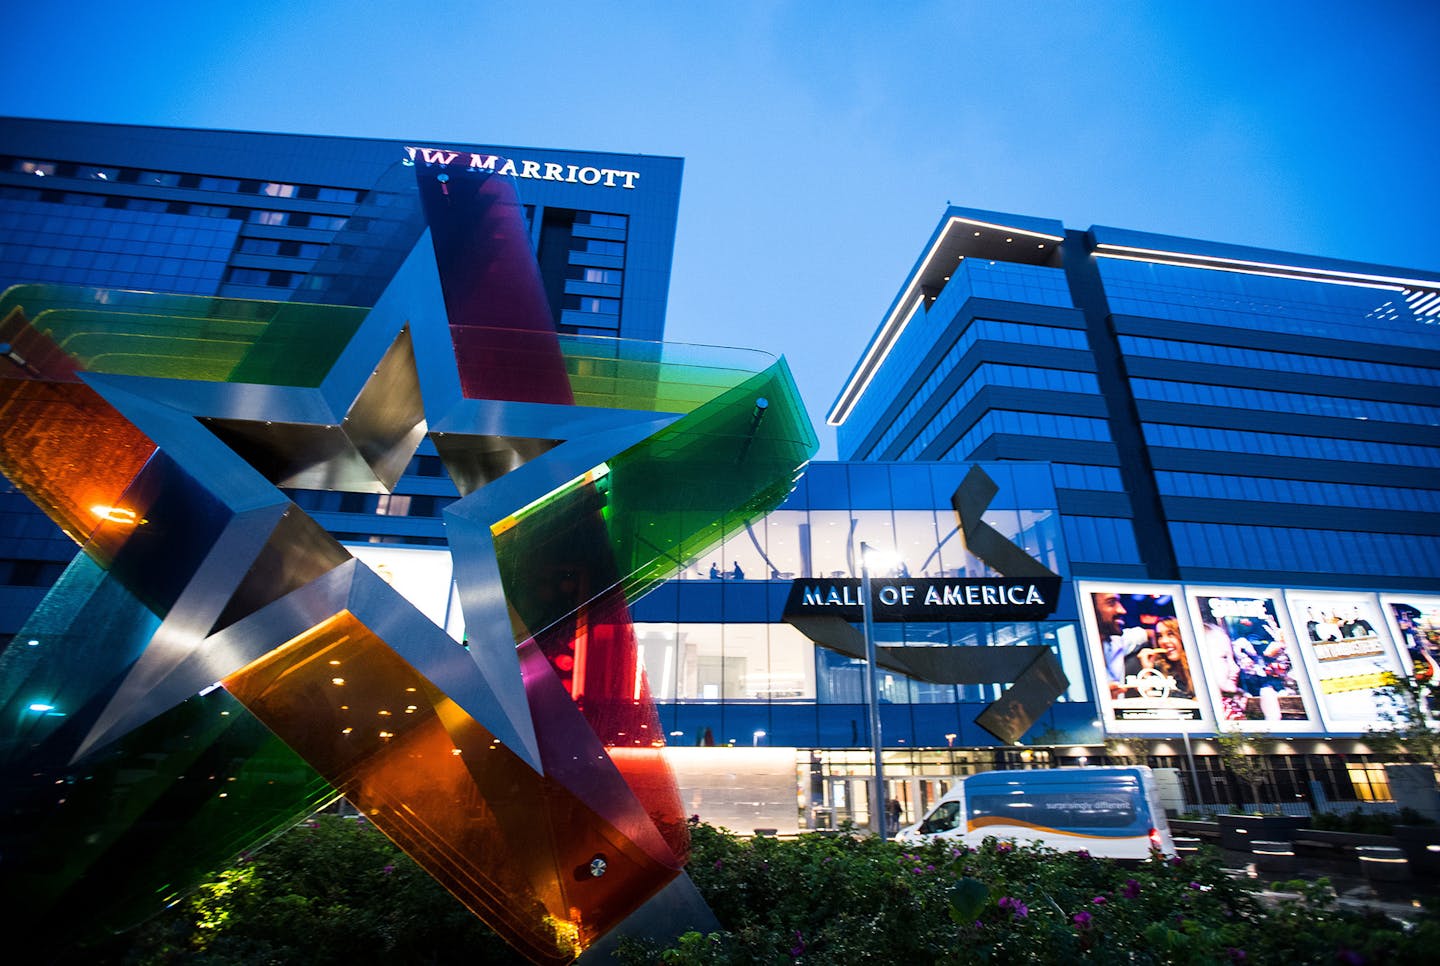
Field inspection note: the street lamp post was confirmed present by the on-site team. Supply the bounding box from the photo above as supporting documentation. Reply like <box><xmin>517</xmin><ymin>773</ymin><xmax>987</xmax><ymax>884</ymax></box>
<box><xmin>1180</xmin><ymin>728</ymin><xmax>1204</xmax><ymax>807</ymax></box>
<box><xmin>860</xmin><ymin>541</ymin><xmax>887</xmax><ymax>839</ymax></box>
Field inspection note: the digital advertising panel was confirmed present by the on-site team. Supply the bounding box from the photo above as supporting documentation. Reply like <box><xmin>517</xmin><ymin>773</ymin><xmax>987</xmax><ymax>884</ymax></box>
<box><xmin>1380</xmin><ymin>594</ymin><xmax>1440</xmax><ymax>726</ymax></box>
<box><xmin>344</xmin><ymin>543</ymin><xmax>465</xmax><ymax>641</ymax></box>
<box><xmin>1076</xmin><ymin>581</ymin><xmax>1212</xmax><ymax>734</ymax></box>
<box><xmin>1283</xmin><ymin>591</ymin><xmax>1405</xmax><ymax>732</ymax></box>
<box><xmin>1186</xmin><ymin>589</ymin><xmax>1320</xmax><ymax>733</ymax></box>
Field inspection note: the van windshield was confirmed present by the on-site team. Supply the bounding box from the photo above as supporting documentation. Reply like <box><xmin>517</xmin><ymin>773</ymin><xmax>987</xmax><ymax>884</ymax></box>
<box><xmin>922</xmin><ymin>801</ymin><xmax>961</xmax><ymax>833</ymax></box>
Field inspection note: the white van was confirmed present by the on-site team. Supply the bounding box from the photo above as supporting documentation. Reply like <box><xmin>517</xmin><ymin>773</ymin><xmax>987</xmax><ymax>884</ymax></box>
<box><xmin>895</xmin><ymin>766</ymin><xmax>1176</xmax><ymax>860</ymax></box>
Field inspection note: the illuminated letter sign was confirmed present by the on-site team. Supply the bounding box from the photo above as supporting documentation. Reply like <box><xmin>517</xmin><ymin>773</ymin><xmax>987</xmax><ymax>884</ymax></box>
<box><xmin>782</xmin><ymin>576</ymin><xmax>1061</xmax><ymax>622</ymax></box>
<box><xmin>404</xmin><ymin>145</ymin><xmax>641</xmax><ymax>189</ymax></box>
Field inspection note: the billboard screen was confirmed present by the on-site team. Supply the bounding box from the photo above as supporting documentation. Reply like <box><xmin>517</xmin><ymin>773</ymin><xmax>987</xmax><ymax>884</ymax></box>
<box><xmin>1283</xmin><ymin>592</ymin><xmax>1404</xmax><ymax>732</ymax></box>
<box><xmin>1187</xmin><ymin>590</ymin><xmax>1319</xmax><ymax>733</ymax></box>
<box><xmin>1380</xmin><ymin>594</ymin><xmax>1440</xmax><ymax>728</ymax></box>
<box><xmin>1077</xmin><ymin>582</ymin><xmax>1211</xmax><ymax>733</ymax></box>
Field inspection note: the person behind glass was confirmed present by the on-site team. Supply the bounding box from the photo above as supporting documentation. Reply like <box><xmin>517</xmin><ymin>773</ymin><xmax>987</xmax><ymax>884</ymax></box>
<box><xmin>1094</xmin><ymin>593</ymin><xmax>1146</xmax><ymax>698</ymax></box>
<box><xmin>1138</xmin><ymin>618</ymin><xmax>1194</xmax><ymax>699</ymax></box>
<box><xmin>731</xmin><ymin>561</ymin><xmax>744</xmax><ymax>580</ymax></box>
<box><xmin>709</xmin><ymin>562</ymin><xmax>721</xmax><ymax>580</ymax></box>
<box><xmin>886</xmin><ymin>797</ymin><xmax>903</xmax><ymax>835</ymax></box>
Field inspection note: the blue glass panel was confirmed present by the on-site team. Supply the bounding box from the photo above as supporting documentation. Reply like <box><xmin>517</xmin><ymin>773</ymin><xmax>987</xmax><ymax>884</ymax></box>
<box><xmin>770</xmin><ymin>703</ymin><xmax>819</xmax><ymax>747</ymax></box>
<box><xmin>630</xmin><ymin>581</ymin><xmax>678</xmax><ymax>621</ymax></box>
<box><xmin>880</xmin><ymin>705</ymin><xmax>914</xmax><ymax>747</ymax></box>
<box><xmin>817</xmin><ymin>704</ymin><xmax>867</xmax><ymax>746</ymax></box>
<box><xmin>675</xmin><ymin>582</ymin><xmax>724</xmax><ymax>622</ymax></box>
<box><xmin>722</xmin><ymin>581</ymin><xmax>767</xmax><ymax>619</ymax></box>
<box><xmin>912</xmin><ymin>705</ymin><xmax>965</xmax><ymax>747</ymax></box>
<box><xmin>887</xmin><ymin>464</ymin><xmax>933</xmax><ymax>508</ymax></box>
<box><xmin>671</xmin><ymin>704</ymin><xmax>721</xmax><ymax>747</ymax></box>
<box><xmin>847</xmin><ymin>463</ymin><xmax>892</xmax><ymax>509</ymax></box>
<box><xmin>803</xmin><ymin>463</ymin><xmax>850</xmax><ymax>509</ymax></box>
<box><xmin>721</xmin><ymin>704</ymin><xmax>771</xmax><ymax>748</ymax></box>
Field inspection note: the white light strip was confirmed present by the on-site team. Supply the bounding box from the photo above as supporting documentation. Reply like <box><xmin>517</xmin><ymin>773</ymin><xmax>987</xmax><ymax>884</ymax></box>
<box><xmin>1408</xmin><ymin>291</ymin><xmax>1440</xmax><ymax>312</ymax></box>
<box><xmin>828</xmin><ymin>215</ymin><xmax>1061</xmax><ymax>426</ymax></box>
<box><xmin>949</xmin><ymin>216</ymin><xmax>1064</xmax><ymax>243</ymax></box>
<box><xmin>1095</xmin><ymin>242</ymin><xmax>1436</xmax><ymax>291</ymax></box>
<box><xmin>1093</xmin><ymin>251</ymin><xmax>1407</xmax><ymax>293</ymax></box>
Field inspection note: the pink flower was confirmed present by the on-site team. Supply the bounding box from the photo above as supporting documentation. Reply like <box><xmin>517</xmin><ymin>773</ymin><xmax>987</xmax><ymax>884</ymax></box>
<box><xmin>1076</xmin><ymin>849</ymin><xmax>1091</xmax><ymax>859</ymax></box>
<box><xmin>790</xmin><ymin>930</ymin><xmax>805</xmax><ymax>957</ymax></box>
<box><xmin>996</xmin><ymin>841</ymin><xmax>1013</xmax><ymax>853</ymax></box>
<box><xmin>1227</xmin><ymin>948</ymin><xmax>1247</xmax><ymax>962</ymax></box>
<box><xmin>1072</xmin><ymin>911</ymin><xmax>1092</xmax><ymax>930</ymax></box>
<box><xmin>1092</xmin><ymin>895</ymin><xmax>1107</xmax><ymax>905</ymax></box>
<box><xmin>998</xmin><ymin>896</ymin><xmax>1029</xmax><ymax>919</ymax></box>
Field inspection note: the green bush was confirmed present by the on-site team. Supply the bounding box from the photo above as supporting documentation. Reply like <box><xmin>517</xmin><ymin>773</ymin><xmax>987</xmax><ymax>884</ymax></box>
<box><xmin>619</xmin><ymin>825</ymin><xmax>1438</xmax><ymax>965</ymax></box>
<box><xmin>59</xmin><ymin>817</ymin><xmax>1439</xmax><ymax>965</ymax></box>
<box><xmin>1309</xmin><ymin>808</ymin><xmax>1435</xmax><ymax>835</ymax></box>
<box><xmin>64</xmin><ymin>816</ymin><xmax>527</xmax><ymax>965</ymax></box>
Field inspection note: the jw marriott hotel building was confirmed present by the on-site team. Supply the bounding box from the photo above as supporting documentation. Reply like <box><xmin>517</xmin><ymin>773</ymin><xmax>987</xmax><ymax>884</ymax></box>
<box><xmin>2</xmin><ymin>118</ymin><xmax>1438</xmax><ymax>833</ymax></box>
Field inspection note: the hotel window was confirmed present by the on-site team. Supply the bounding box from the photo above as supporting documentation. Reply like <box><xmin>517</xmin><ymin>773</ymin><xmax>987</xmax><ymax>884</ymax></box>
<box><xmin>579</xmin><ymin>297</ymin><xmax>619</xmax><ymax>315</ymax></box>
<box><xmin>374</xmin><ymin>494</ymin><xmax>411</xmax><ymax>516</ymax></box>
<box><xmin>199</xmin><ymin>176</ymin><xmax>240</xmax><ymax>192</ymax></box>
<box><xmin>583</xmin><ymin>268</ymin><xmax>622</xmax><ymax>285</ymax></box>
<box><xmin>261</xmin><ymin>182</ymin><xmax>298</xmax><ymax>198</ymax></box>
<box><xmin>249</xmin><ymin>210</ymin><xmax>288</xmax><ymax>226</ymax></box>
<box><xmin>15</xmin><ymin>160</ymin><xmax>57</xmax><ymax>176</ymax></box>
<box><xmin>83</xmin><ymin>166</ymin><xmax>120</xmax><ymax>182</ymax></box>
<box><xmin>308</xmin><ymin>215</ymin><xmax>348</xmax><ymax>231</ymax></box>
<box><xmin>585</xmin><ymin>239</ymin><xmax>624</xmax><ymax>256</ymax></box>
<box><xmin>141</xmin><ymin>171</ymin><xmax>181</xmax><ymax>186</ymax></box>
<box><xmin>583</xmin><ymin>212</ymin><xmax>628</xmax><ymax>230</ymax></box>
<box><xmin>1347</xmin><ymin>763</ymin><xmax>1393</xmax><ymax>802</ymax></box>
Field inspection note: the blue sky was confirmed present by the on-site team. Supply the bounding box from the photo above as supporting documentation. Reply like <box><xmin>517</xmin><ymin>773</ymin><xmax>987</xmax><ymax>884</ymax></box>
<box><xmin>2</xmin><ymin>1</ymin><xmax>1436</xmax><ymax>455</ymax></box>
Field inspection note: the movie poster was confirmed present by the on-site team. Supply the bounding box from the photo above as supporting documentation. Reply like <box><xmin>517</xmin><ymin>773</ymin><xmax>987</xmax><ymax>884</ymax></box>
<box><xmin>1379</xmin><ymin>594</ymin><xmax>1440</xmax><ymax>726</ymax></box>
<box><xmin>1283</xmin><ymin>592</ymin><xmax>1404</xmax><ymax>732</ymax></box>
<box><xmin>1187</xmin><ymin>589</ymin><xmax>1320</xmax><ymax>733</ymax></box>
<box><xmin>1076</xmin><ymin>582</ymin><xmax>1211</xmax><ymax>734</ymax></box>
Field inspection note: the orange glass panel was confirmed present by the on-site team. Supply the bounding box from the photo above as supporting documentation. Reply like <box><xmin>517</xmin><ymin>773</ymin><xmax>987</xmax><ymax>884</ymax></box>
<box><xmin>223</xmin><ymin>613</ymin><xmax>679</xmax><ymax>964</ymax></box>
<box><xmin>0</xmin><ymin>376</ymin><xmax>155</xmax><ymax>556</ymax></box>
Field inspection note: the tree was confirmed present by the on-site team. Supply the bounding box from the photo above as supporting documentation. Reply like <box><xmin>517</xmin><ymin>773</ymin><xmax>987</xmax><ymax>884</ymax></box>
<box><xmin>1369</xmin><ymin>672</ymin><xmax>1440</xmax><ymax>766</ymax></box>
<box><xmin>1213</xmin><ymin>726</ymin><xmax>1273</xmax><ymax>812</ymax></box>
<box><xmin>1103</xmin><ymin>737</ymin><xmax>1151</xmax><ymax>766</ymax></box>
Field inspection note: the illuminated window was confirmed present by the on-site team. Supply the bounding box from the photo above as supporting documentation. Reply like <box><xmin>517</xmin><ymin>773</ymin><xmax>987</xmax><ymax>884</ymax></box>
<box><xmin>375</xmin><ymin>494</ymin><xmax>411</xmax><ymax>516</ymax></box>
<box><xmin>261</xmin><ymin>182</ymin><xmax>298</xmax><ymax>198</ymax></box>
<box><xmin>1346</xmin><ymin>763</ymin><xmax>1392</xmax><ymax>802</ymax></box>
<box><xmin>16</xmin><ymin>160</ymin><xmax>57</xmax><ymax>176</ymax></box>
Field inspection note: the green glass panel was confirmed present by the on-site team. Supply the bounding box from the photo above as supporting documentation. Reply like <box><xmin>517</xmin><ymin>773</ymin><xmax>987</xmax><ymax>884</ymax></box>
<box><xmin>492</xmin><ymin>357</ymin><xmax>816</xmax><ymax>638</ymax></box>
<box><xmin>0</xmin><ymin>284</ymin><xmax>366</xmax><ymax>385</ymax></box>
<box><xmin>557</xmin><ymin>334</ymin><xmax>777</xmax><ymax>413</ymax></box>
<box><xmin>0</xmin><ymin>687</ymin><xmax>335</xmax><ymax>937</ymax></box>
<box><xmin>606</xmin><ymin>357</ymin><xmax>816</xmax><ymax>599</ymax></box>
<box><xmin>0</xmin><ymin>552</ymin><xmax>335</xmax><ymax>938</ymax></box>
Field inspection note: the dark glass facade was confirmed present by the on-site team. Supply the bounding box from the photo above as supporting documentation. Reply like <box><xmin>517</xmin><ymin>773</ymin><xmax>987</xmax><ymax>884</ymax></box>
<box><xmin>831</xmin><ymin>207</ymin><xmax>1440</xmax><ymax>592</ymax></box>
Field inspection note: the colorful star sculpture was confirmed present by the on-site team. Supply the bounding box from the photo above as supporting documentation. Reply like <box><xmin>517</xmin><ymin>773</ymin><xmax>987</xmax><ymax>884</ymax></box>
<box><xmin>0</xmin><ymin>162</ymin><xmax>815</xmax><ymax>962</ymax></box>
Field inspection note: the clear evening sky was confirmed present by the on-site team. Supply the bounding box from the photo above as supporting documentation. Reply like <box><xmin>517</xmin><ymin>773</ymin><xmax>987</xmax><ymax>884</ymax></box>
<box><xmin>2</xmin><ymin>1</ymin><xmax>1436</xmax><ymax>456</ymax></box>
